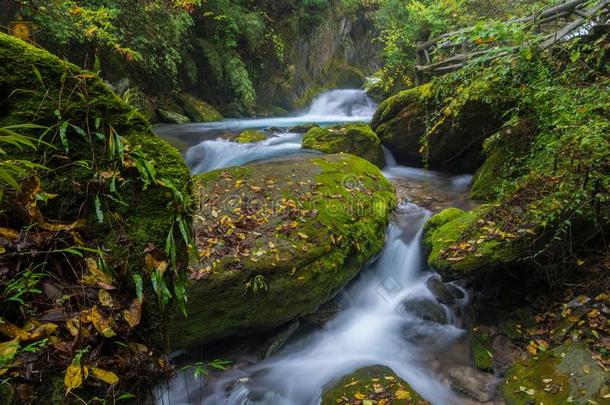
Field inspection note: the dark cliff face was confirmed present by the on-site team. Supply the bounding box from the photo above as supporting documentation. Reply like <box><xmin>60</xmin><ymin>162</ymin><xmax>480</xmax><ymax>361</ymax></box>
<box><xmin>262</xmin><ymin>7</ymin><xmax>382</xmax><ymax>110</ymax></box>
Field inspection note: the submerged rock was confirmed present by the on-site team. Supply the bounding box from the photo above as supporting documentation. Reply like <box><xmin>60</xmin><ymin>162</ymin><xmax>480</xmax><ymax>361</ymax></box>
<box><xmin>501</xmin><ymin>341</ymin><xmax>610</xmax><ymax>405</ymax></box>
<box><xmin>172</xmin><ymin>154</ymin><xmax>396</xmax><ymax>348</ymax></box>
<box><xmin>321</xmin><ymin>366</ymin><xmax>429</xmax><ymax>405</ymax></box>
<box><xmin>371</xmin><ymin>84</ymin><xmax>502</xmax><ymax>173</ymax></box>
<box><xmin>302</xmin><ymin>123</ymin><xmax>386</xmax><ymax>168</ymax></box>
<box><xmin>289</xmin><ymin>123</ymin><xmax>319</xmax><ymax>133</ymax></box>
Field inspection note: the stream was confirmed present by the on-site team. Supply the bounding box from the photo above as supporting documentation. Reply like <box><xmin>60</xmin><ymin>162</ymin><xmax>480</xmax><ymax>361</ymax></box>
<box><xmin>154</xmin><ymin>90</ymin><xmax>478</xmax><ymax>405</ymax></box>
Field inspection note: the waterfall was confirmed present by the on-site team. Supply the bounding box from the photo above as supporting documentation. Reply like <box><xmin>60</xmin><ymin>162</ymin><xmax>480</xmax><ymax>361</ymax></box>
<box><xmin>157</xmin><ymin>202</ymin><xmax>468</xmax><ymax>405</ymax></box>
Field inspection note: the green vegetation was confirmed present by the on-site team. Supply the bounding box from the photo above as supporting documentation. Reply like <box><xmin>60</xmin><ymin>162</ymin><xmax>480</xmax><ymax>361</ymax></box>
<box><xmin>0</xmin><ymin>33</ymin><xmax>191</xmax><ymax>402</ymax></box>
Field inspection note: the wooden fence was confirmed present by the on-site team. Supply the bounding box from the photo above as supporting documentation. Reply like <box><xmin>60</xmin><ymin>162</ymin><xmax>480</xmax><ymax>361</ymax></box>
<box><xmin>414</xmin><ymin>0</ymin><xmax>610</xmax><ymax>82</ymax></box>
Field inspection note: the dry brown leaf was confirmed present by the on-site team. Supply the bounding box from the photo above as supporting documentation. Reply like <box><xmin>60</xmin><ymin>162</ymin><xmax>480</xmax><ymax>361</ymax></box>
<box><xmin>98</xmin><ymin>290</ymin><xmax>114</xmax><ymax>308</ymax></box>
<box><xmin>122</xmin><ymin>299</ymin><xmax>142</xmax><ymax>328</ymax></box>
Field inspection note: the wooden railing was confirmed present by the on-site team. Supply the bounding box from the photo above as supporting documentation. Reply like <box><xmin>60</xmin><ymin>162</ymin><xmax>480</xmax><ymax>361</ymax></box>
<box><xmin>414</xmin><ymin>0</ymin><xmax>610</xmax><ymax>82</ymax></box>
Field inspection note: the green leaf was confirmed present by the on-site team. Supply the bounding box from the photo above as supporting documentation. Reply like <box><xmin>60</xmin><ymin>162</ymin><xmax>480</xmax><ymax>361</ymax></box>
<box><xmin>59</xmin><ymin>121</ymin><xmax>69</xmax><ymax>152</ymax></box>
<box><xmin>95</xmin><ymin>196</ymin><xmax>104</xmax><ymax>224</ymax></box>
<box><xmin>133</xmin><ymin>274</ymin><xmax>143</xmax><ymax>303</ymax></box>
<box><xmin>32</xmin><ymin>65</ymin><xmax>44</xmax><ymax>85</ymax></box>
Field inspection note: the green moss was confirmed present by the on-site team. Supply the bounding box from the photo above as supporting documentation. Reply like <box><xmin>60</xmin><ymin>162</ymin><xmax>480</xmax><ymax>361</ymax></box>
<box><xmin>470</xmin><ymin>328</ymin><xmax>494</xmax><ymax>372</ymax></box>
<box><xmin>470</xmin><ymin>149</ymin><xmax>505</xmax><ymax>201</ymax></box>
<box><xmin>423</xmin><ymin>207</ymin><xmax>520</xmax><ymax>279</ymax></box>
<box><xmin>302</xmin><ymin>124</ymin><xmax>386</xmax><ymax>168</ymax></box>
<box><xmin>502</xmin><ymin>342</ymin><xmax>609</xmax><ymax>405</ymax></box>
<box><xmin>236</xmin><ymin>129</ymin><xmax>268</xmax><ymax>143</ymax></box>
<box><xmin>172</xmin><ymin>154</ymin><xmax>396</xmax><ymax>347</ymax></box>
<box><xmin>321</xmin><ymin>366</ymin><xmax>429</xmax><ymax>405</ymax></box>
<box><xmin>178</xmin><ymin>93</ymin><xmax>222</xmax><ymax>122</ymax></box>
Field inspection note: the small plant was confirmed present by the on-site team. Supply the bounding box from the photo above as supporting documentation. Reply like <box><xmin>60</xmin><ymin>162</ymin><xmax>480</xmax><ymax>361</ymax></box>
<box><xmin>246</xmin><ymin>274</ymin><xmax>268</xmax><ymax>293</ymax></box>
<box><xmin>181</xmin><ymin>359</ymin><xmax>231</xmax><ymax>378</ymax></box>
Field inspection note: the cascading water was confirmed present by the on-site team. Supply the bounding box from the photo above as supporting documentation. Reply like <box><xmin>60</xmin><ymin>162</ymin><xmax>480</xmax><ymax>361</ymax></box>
<box><xmin>156</xmin><ymin>90</ymin><xmax>477</xmax><ymax>405</ymax></box>
<box><xmin>157</xmin><ymin>205</ymin><xmax>471</xmax><ymax>405</ymax></box>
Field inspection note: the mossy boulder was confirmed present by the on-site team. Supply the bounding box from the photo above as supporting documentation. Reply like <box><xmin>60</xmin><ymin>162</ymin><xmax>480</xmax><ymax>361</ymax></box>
<box><xmin>171</xmin><ymin>153</ymin><xmax>396</xmax><ymax>348</ymax></box>
<box><xmin>302</xmin><ymin>124</ymin><xmax>386</xmax><ymax>168</ymax></box>
<box><xmin>502</xmin><ymin>342</ymin><xmax>610</xmax><ymax>405</ymax></box>
<box><xmin>321</xmin><ymin>366</ymin><xmax>429</xmax><ymax>405</ymax></box>
<box><xmin>158</xmin><ymin>108</ymin><xmax>191</xmax><ymax>124</ymax></box>
<box><xmin>371</xmin><ymin>84</ymin><xmax>503</xmax><ymax>173</ymax></box>
<box><xmin>423</xmin><ymin>208</ymin><xmax>520</xmax><ymax>280</ymax></box>
<box><xmin>178</xmin><ymin>93</ymin><xmax>222</xmax><ymax>122</ymax></box>
<box><xmin>235</xmin><ymin>129</ymin><xmax>268</xmax><ymax>143</ymax></box>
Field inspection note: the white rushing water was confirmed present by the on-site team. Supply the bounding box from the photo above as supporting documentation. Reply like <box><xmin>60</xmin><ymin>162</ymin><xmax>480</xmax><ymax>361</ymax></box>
<box><xmin>156</xmin><ymin>89</ymin><xmax>475</xmax><ymax>404</ymax></box>
<box><xmin>157</xmin><ymin>203</ymin><xmax>468</xmax><ymax>405</ymax></box>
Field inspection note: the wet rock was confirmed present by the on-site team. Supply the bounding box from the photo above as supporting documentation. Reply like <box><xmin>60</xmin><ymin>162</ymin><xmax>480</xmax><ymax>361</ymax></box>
<box><xmin>158</xmin><ymin>108</ymin><xmax>191</xmax><ymax>124</ymax></box>
<box><xmin>301</xmin><ymin>299</ymin><xmax>342</xmax><ymax>327</ymax></box>
<box><xmin>448</xmin><ymin>366</ymin><xmax>498</xmax><ymax>403</ymax></box>
<box><xmin>469</xmin><ymin>327</ymin><xmax>494</xmax><ymax>373</ymax></box>
<box><xmin>289</xmin><ymin>123</ymin><xmax>319</xmax><ymax>133</ymax></box>
<box><xmin>262</xmin><ymin>321</ymin><xmax>300</xmax><ymax>359</ymax></box>
<box><xmin>400</xmin><ymin>298</ymin><xmax>448</xmax><ymax>324</ymax></box>
<box><xmin>502</xmin><ymin>341</ymin><xmax>610</xmax><ymax>405</ymax></box>
<box><xmin>321</xmin><ymin>366</ymin><xmax>429</xmax><ymax>405</ymax></box>
<box><xmin>426</xmin><ymin>277</ymin><xmax>465</xmax><ymax>305</ymax></box>
<box><xmin>490</xmin><ymin>335</ymin><xmax>522</xmax><ymax>375</ymax></box>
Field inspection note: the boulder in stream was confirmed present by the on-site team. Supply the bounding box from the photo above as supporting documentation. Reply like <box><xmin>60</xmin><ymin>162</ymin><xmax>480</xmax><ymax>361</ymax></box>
<box><xmin>178</xmin><ymin>93</ymin><xmax>222</xmax><ymax>122</ymax></box>
<box><xmin>399</xmin><ymin>297</ymin><xmax>449</xmax><ymax>324</ymax></box>
<box><xmin>302</xmin><ymin>123</ymin><xmax>386</xmax><ymax>168</ymax></box>
<box><xmin>235</xmin><ymin>129</ymin><xmax>268</xmax><ymax>143</ymax></box>
<box><xmin>321</xmin><ymin>366</ymin><xmax>430</xmax><ymax>405</ymax></box>
<box><xmin>171</xmin><ymin>153</ymin><xmax>396</xmax><ymax>348</ymax></box>
<box><xmin>425</xmin><ymin>276</ymin><xmax>465</xmax><ymax>305</ymax></box>
<box><xmin>371</xmin><ymin>83</ymin><xmax>503</xmax><ymax>173</ymax></box>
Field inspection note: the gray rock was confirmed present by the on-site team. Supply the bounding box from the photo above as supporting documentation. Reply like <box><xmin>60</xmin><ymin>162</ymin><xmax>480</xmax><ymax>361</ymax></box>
<box><xmin>448</xmin><ymin>366</ymin><xmax>498</xmax><ymax>402</ymax></box>
<box><xmin>158</xmin><ymin>109</ymin><xmax>191</xmax><ymax>124</ymax></box>
<box><xmin>399</xmin><ymin>297</ymin><xmax>448</xmax><ymax>324</ymax></box>
<box><xmin>426</xmin><ymin>277</ymin><xmax>465</xmax><ymax>305</ymax></box>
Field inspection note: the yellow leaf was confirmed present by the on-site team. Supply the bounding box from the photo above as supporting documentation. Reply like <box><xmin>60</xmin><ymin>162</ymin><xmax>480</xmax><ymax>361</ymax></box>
<box><xmin>98</xmin><ymin>290</ymin><xmax>114</xmax><ymax>308</ymax></box>
<box><xmin>90</xmin><ymin>367</ymin><xmax>119</xmax><ymax>385</ymax></box>
<box><xmin>64</xmin><ymin>359</ymin><xmax>83</xmax><ymax>392</ymax></box>
<box><xmin>395</xmin><ymin>389</ymin><xmax>412</xmax><ymax>400</ymax></box>
<box><xmin>354</xmin><ymin>392</ymin><xmax>367</xmax><ymax>400</ymax></box>
<box><xmin>0</xmin><ymin>338</ymin><xmax>19</xmax><ymax>364</ymax></box>
<box><xmin>89</xmin><ymin>306</ymin><xmax>116</xmax><ymax>338</ymax></box>
<box><xmin>297</xmin><ymin>232</ymin><xmax>309</xmax><ymax>239</ymax></box>
<box><xmin>82</xmin><ymin>258</ymin><xmax>113</xmax><ymax>287</ymax></box>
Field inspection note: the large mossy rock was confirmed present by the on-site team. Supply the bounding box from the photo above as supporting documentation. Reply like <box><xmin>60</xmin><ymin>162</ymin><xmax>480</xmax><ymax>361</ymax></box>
<box><xmin>321</xmin><ymin>366</ymin><xmax>429</xmax><ymax>405</ymax></box>
<box><xmin>236</xmin><ymin>129</ymin><xmax>268</xmax><ymax>143</ymax></box>
<box><xmin>501</xmin><ymin>342</ymin><xmax>610</xmax><ymax>405</ymax></box>
<box><xmin>171</xmin><ymin>154</ymin><xmax>396</xmax><ymax>348</ymax></box>
<box><xmin>302</xmin><ymin>124</ymin><xmax>386</xmax><ymax>168</ymax></box>
<box><xmin>371</xmin><ymin>84</ymin><xmax>502</xmax><ymax>173</ymax></box>
<box><xmin>178</xmin><ymin>93</ymin><xmax>222</xmax><ymax>122</ymax></box>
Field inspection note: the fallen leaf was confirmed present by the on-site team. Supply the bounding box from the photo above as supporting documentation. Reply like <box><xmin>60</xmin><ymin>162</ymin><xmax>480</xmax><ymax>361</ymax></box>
<box><xmin>64</xmin><ymin>358</ymin><xmax>83</xmax><ymax>392</ymax></box>
<box><xmin>122</xmin><ymin>299</ymin><xmax>142</xmax><ymax>328</ymax></box>
<box><xmin>395</xmin><ymin>389</ymin><xmax>412</xmax><ymax>400</ymax></box>
<box><xmin>98</xmin><ymin>290</ymin><xmax>114</xmax><ymax>308</ymax></box>
<box><xmin>87</xmin><ymin>306</ymin><xmax>116</xmax><ymax>338</ymax></box>
<box><xmin>89</xmin><ymin>367</ymin><xmax>119</xmax><ymax>385</ymax></box>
